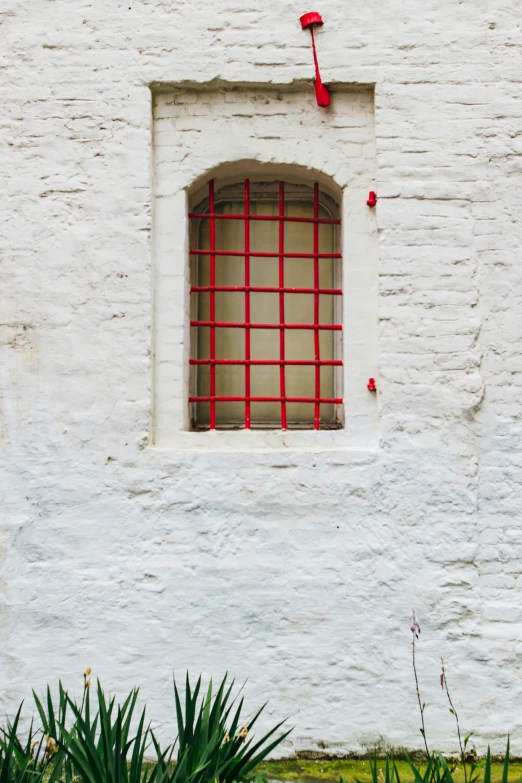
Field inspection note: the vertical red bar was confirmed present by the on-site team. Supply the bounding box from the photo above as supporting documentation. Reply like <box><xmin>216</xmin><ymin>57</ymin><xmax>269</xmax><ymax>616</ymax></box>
<box><xmin>279</xmin><ymin>181</ymin><xmax>287</xmax><ymax>429</ymax></box>
<box><xmin>244</xmin><ymin>179</ymin><xmax>251</xmax><ymax>429</ymax></box>
<box><xmin>313</xmin><ymin>182</ymin><xmax>320</xmax><ymax>429</ymax></box>
<box><xmin>209</xmin><ymin>179</ymin><xmax>216</xmax><ymax>429</ymax></box>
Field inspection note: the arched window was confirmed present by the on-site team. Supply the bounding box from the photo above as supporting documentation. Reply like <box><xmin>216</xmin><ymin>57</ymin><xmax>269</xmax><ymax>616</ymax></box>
<box><xmin>188</xmin><ymin>176</ymin><xmax>343</xmax><ymax>431</ymax></box>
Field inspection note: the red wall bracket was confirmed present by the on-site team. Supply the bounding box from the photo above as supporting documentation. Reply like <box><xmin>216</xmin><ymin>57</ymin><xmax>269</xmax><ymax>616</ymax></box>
<box><xmin>300</xmin><ymin>12</ymin><xmax>330</xmax><ymax>108</ymax></box>
<box><xmin>367</xmin><ymin>377</ymin><xmax>377</xmax><ymax>392</ymax></box>
<box><xmin>367</xmin><ymin>191</ymin><xmax>377</xmax><ymax>207</ymax></box>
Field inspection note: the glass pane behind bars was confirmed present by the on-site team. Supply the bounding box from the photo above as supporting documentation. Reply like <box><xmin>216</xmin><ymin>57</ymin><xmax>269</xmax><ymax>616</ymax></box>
<box><xmin>191</xmin><ymin>193</ymin><xmax>339</xmax><ymax>429</ymax></box>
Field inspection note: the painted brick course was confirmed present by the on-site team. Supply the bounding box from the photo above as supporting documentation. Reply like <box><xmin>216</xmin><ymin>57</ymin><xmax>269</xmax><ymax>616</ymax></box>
<box><xmin>1</xmin><ymin>0</ymin><xmax>522</xmax><ymax>756</ymax></box>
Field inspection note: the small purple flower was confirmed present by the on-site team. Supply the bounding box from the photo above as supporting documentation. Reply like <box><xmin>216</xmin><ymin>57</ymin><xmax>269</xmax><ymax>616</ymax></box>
<box><xmin>410</xmin><ymin>610</ymin><xmax>421</xmax><ymax>639</ymax></box>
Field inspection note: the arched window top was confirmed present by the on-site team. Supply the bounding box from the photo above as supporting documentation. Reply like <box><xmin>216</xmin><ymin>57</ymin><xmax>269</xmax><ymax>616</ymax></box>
<box><xmin>190</xmin><ymin>178</ymin><xmax>340</xmax><ymax>224</ymax></box>
<box><xmin>188</xmin><ymin>161</ymin><xmax>342</xmax><ymax>208</ymax></box>
<box><xmin>188</xmin><ymin>172</ymin><xmax>343</xmax><ymax>431</ymax></box>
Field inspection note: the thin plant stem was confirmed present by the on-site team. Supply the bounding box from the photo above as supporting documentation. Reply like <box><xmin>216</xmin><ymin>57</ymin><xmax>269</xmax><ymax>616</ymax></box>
<box><xmin>412</xmin><ymin>632</ymin><xmax>430</xmax><ymax>759</ymax></box>
<box><xmin>441</xmin><ymin>658</ymin><xmax>466</xmax><ymax>783</ymax></box>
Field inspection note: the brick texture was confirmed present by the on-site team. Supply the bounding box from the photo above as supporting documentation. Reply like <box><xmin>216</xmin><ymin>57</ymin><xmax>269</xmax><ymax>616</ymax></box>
<box><xmin>0</xmin><ymin>0</ymin><xmax>521</xmax><ymax>756</ymax></box>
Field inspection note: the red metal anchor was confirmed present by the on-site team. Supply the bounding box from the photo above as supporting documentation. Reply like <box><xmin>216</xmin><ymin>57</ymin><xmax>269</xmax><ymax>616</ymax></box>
<box><xmin>300</xmin><ymin>12</ymin><xmax>330</xmax><ymax>108</ymax></box>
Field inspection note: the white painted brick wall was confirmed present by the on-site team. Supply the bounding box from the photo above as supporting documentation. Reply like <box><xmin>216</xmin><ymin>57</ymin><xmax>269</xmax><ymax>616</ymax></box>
<box><xmin>1</xmin><ymin>0</ymin><xmax>521</xmax><ymax>756</ymax></box>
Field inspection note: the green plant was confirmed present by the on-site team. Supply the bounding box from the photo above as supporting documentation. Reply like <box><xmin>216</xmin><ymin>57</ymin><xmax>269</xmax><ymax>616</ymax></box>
<box><xmin>56</xmin><ymin>681</ymin><xmax>151</xmax><ymax>783</ymax></box>
<box><xmin>410</xmin><ymin>611</ymin><xmax>429</xmax><ymax>759</ymax></box>
<box><xmin>33</xmin><ymin>682</ymin><xmax>76</xmax><ymax>783</ymax></box>
<box><xmin>403</xmin><ymin>740</ymin><xmax>510</xmax><ymax>783</ymax></box>
<box><xmin>440</xmin><ymin>660</ymin><xmax>482</xmax><ymax>783</ymax></box>
<box><xmin>350</xmin><ymin>754</ymin><xmax>402</xmax><ymax>783</ymax></box>
<box><xmin>154</xmin><ymin>673</ymin><xmax>290</xmax><ymax>783</ymax></box>
<box><xmin>1</xmin><ymin>671</ymin><xmax>289</xmax><ymax>783</ymax></box>
<box><xmin>405</xmin><ymin>752</ymin><xmax>440</xmax><ymax>783</ymax></box>
<box><xmin>0</xmin><ymin>704</ymin><xmax>62</xmax><ymax>783</ymax></box>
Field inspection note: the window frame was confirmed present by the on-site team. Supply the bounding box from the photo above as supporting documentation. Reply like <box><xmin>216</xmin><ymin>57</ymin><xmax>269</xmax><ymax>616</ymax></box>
<box><xmin>151</xmin><ymin>87</ymin><xmax>380</xmax><ymax>454</ymax></box>
<box><xmin>188</xmin><ymin>177</ymin><xmax>344</xmax><ymax>432</ymax></box>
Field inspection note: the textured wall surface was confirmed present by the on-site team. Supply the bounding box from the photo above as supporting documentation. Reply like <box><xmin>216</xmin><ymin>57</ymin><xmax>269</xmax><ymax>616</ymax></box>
<box><xmin>153</xmin><ymin>86</ymin><xmax>379</xmax><ymax>449</ymax></box>
<box><xmin>1</xmin><ymin>0</ymin><xmax>522</xmax><ymax>756</ymax></box>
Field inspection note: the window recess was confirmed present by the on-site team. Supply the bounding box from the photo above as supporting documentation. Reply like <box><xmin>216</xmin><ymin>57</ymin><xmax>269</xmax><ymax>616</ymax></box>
<box><xmin>188</xmin><ymin>178</ymin><xmax>343</xmax><ymax>431</ymax></box>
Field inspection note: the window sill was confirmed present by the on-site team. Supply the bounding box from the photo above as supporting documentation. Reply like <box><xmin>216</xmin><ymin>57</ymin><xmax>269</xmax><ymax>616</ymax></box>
<box><xmin>151</xmin><ymin>428</ymin><xmax>379</xmax><ymax>453</ymax></box>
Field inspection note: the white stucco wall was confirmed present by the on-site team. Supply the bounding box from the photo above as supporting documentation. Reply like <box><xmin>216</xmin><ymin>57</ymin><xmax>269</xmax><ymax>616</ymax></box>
<box><xmin>1</xmin><ymin>0</ymin><xmax>522</xmax><ymax>756</ymax></box>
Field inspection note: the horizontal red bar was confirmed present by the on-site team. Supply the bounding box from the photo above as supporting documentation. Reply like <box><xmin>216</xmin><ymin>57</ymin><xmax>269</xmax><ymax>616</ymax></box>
<box><xmin>190</xmin><ymin>359</ymin><xmax>343</xmax><ymax>366</ymax></box>
<box><xmin>188</xmin><ymin>212</ymin><xmax>341</xmax><ymax>225</ymax></box>
<box><xmin>189</xmin><ymin>249</ymin><xmax>341</xmax><ymax>259</ymax></box>
<box><xmin>189</xmin><ymin>396</ymin><xmax>343</xmax><ymax>404</ymax></box>
<box><xmin>190</xmin><ymin>321</ymin><xmax>342</xmax><ymax>331</ymax></box>
<box><xmin>191</xmin><ymin>285</ymin><xmax>342</xmax><ymax>295</ymax></box>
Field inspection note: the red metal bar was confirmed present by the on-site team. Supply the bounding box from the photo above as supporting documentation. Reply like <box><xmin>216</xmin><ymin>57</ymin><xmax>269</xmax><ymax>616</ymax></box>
<box><xmin>313</xmin><ymin>181</ymin><xmax>320</xmax><ymax>430</ymax></box>
<box><xmin>209</xmin><ymin>179</ymin><xmax>216</xmax><ymax>429</ymax></box>
<box><xmin>189</xmin><ymin>396</ymin><xmax>343</xmax><ymax>404</ymax></box>
<box><xmin>244</xmin><ymin>179</ymin><xmax>251</xmax><ymax>429</ymax></box>
<box><xmin>189</xmin><ymin>212</ymin><xmax>340</xmax><ymax>225</ymax></box>
<box><xmin>191</xmin><ymin>321</ymin><xmax>341</xmax><ymax>330</ymax></box>
<box><xmin>190</xmin><ymin>249</ymin><xmax>341</xmax><ymax>259</ymax></box>
<box><xmin>309</xmin><ymin>27</ymin><xmax>331</xmax><ymax>108</ymax></box>
<box><xmin>190</xmin><ymin>359</ymin><xmax>343</xmax><ymax>366</ymax></box>
<box><xmin>190</xmin><ymin>285</ymin><xmax>342</xmax><ymax>295</ymax></box>
<box><xmin>279</xmin><ymin>181</ymin><xmax>287</xmax><ymax>429</ymax></box>
<box><xmin>189</xmin><ymin>178</ymin><xmax>344</xmax><ymax>430</ymax></box>
<box><xmin>311</xmin><ymin>27</ymin><xmax>321</xmax><ymax>81</ymax></box>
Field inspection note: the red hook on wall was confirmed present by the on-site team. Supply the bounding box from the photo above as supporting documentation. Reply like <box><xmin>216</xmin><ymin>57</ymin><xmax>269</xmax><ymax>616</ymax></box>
<box><xmin>300</xmin><ymin>12</ymin><xmax>331</xmax><ymax>108</ymax></box>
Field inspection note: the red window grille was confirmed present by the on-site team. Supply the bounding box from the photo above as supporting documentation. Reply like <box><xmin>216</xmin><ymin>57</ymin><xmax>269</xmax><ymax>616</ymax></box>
<box><xmin>188</xmin><ymin>178</ymin><xmax>343</xmax><ymax>431</ymax></box>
